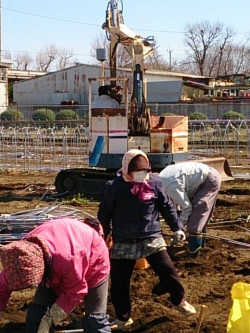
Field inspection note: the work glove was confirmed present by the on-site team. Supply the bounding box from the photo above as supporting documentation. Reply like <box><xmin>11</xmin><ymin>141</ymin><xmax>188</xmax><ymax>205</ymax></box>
<box><xmin>37</xmin><ymin>303</ymin><xmax>67</xmax><ymax>333</ymax></box>
<box><xmin>173</xmin><ymin>230</ymin><xmax>186</xmax><ymax>243</ymax></box>
<box><xmin>50</xmin><ymin>303</ymin><xmax>67</xmax><ymax>326</ymax></box>
<box><xmin>37</xmin><ymin>309</ymin><xmax>52</xmax><ymax>333</ymax></box>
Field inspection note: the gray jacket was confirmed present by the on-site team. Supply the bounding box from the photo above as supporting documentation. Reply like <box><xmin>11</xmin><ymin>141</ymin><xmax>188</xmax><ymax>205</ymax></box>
<box><xmin>158</xmin><ymin>162</ymin><xmax>210</xmax><ymax>224</ymax></box>
<box><xmin>92</xmin><ymin>95</ymin><xmax>119</xmax><ymax>108</ymax></box>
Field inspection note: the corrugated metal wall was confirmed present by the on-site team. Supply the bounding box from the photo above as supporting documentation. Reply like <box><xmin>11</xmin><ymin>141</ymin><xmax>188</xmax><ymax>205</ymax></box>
<box><xmin>13</xmin><ymin>64</ymin><xmax>134</xmax><ymax>105</ymax></box>
<box><xmin>13</xmin><ymin>64</ymin><xmax>187</xmax><ymax>105</ymax></box>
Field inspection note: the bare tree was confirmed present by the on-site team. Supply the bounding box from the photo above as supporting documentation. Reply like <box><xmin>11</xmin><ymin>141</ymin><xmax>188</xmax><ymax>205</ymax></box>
<box><xmin>184</xmin><ymin>21</ymin><xmax>224</xmax><ymax>75</ymax></box>
<box><xmin>89</xmin><ymin>32</ymin><xmax>131</xmax><ymax>68</ymax></box>
<box><xmin>233</xmin><ymin>41</ymin><xmax>250</xmax><ymax>74</ymax></box>
<box><xmin>89</xmin><ymin>33</ymin><xmax>110</xmax><ymax>65</ymax></box>
<box><xmin>36</xmin><ymin>43</ymin><xmax>59</xmax><ymax>71</ymax></box>
<box><xmin>13</xmin><ymin>53</ymin><xmax>22</xmax><ymax>70</ymax></box>
<box><xmin>144</xmin><ymin>43</ymin><xmax>169</xmax><ymax>71</ymax></box>
<box><xmin>13</xmin><ymin>52</ymin><xmax>33</xmax><ymax>70</ymax></box>
<box><xmin>215</xmin><ymin>40</ymin><xmax>250</xmax><ymax>75</ymax></box>
<box><xmin>2</xmin><ymin>50</ymin><xmax>12</xmax><ymax>60</ymax></box>
<box><xmin>176</xmin><ymin>58</ymin><xmax>198</xmax><ymax>75</ymax></box>
<box><xmin>215</xmin><ymin>27</ymin><xmax>235</xmax><ymax>76</ymax></box>
<box><xmin>56</xmin><ymin>47</ymin><xmax>74</xmax><ymax>70</ymax></box>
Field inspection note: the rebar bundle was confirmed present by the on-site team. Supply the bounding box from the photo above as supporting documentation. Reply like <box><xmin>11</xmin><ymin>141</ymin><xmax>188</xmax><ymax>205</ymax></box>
<box><xmin>0</xmin><ymin>203</ymin><xmax>93</xmax><ymax>244</ymax></box>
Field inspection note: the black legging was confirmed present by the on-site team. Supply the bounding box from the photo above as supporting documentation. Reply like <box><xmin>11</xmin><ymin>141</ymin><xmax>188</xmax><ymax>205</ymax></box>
<box><xmin>110</xmin><ymin>249</ymin><xmax>185</xmax><ymax>320</ymax></box>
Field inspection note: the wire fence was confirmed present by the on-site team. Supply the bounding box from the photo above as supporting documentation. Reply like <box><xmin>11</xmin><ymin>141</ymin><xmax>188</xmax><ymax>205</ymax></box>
<box><xmin>7</xmin><ymin>101</ymin><xmax>250</xmax><ymax>120</ymax></box>
<box><xmin>0</xmin><ymin>122</ymin><xmax>89</xmax><ymax>171</ymax></box>
<box><xmin>188</xmin><ymin>119</ymin><xmax>250</xmax><ymax>167</ymax></box>
<box><xmin>0</xmin><ymin>119</ymin><xmax>249</xmax><ymax>171</ymax></box>
<box><xmin>148</xmin><ymin>101</ymin><xmax>250</xmax><ymax>119</ymax></box>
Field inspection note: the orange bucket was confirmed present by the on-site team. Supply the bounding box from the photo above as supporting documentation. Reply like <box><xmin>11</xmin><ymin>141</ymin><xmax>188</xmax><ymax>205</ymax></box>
<box><xmin>134</xmin><ymin>258</ymin><xmax>150</xmax><ymax>270</ymax></box>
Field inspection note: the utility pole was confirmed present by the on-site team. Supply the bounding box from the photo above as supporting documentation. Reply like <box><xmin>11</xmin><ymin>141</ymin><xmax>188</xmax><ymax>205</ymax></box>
<box><xmin>167</xmin><ymin>45</ymin><xmax>173</xmax><ymax>70</ymax></box>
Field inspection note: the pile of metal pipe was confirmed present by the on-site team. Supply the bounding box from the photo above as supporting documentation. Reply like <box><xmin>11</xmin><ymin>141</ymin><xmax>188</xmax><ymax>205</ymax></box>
<box><xmin>0</xmin><ymin>204</ymin><xmax>95</xmax><ymax>244</ymax></box>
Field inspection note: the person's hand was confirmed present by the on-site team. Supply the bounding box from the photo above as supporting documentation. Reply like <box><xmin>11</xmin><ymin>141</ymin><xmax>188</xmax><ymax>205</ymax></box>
<box><xmin>105</xmin><ymin>233</ymin><xmax>113</xmax><ymax>249</ymax></box>
<box><xmin>37</xmin><ymin>304</ymin><xmax>67</xmax><ymax>332</ymax></box>
<box><xmin>37</xmin><ymin>310</ymin><xmax>52</xmax><ymax>333</ymax></box>
<box><xmin>173</xmin><ymin>230</ymin><xmax>186</xmax><ymax>243</ymax></box>
<box><xmin>50</xmin><ymin>303</ymin><xmax>67</xmax><ymax>326</ymax></box>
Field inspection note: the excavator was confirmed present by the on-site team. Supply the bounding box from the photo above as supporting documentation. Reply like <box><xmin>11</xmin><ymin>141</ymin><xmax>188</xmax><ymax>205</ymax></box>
<box><xmin>54</xmin><ymin>0</ymin><xmax>233</xmax><ymax>198</ymax></box>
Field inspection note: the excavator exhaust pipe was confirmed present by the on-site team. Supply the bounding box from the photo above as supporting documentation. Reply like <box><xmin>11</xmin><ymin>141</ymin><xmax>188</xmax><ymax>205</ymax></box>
<box><xmin>181</xmin><ymin>157</ymin><xmax>233</xmax><ymax>181</ymax></box>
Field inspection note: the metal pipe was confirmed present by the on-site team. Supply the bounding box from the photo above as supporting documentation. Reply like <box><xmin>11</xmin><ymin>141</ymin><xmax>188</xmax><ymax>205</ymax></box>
<box><xmin>55</xmin><ymin>329</ymin><xmax>84</xmax><ymax>333</ymax></box>
<box><xmin>33</xmin><ymin>184</ymin><xmax>54</xmax><ymax>209</ymax></box>
<box><xmin>201</xmin><ymin>233</ymin><xmax>250</xmax><ymax>248</ymax></box>
<box><xmin>208</xmin><ymin>224</ymin><xmax>250</xmax><ymax>234</ymax></box>
<box><xmin>81</xmin><ymin>211</ymin><xmax>95</xmax><ymax>219</ymax></box>
<box><xmin>208</xmin><ymin>218</ymin><xmax>246</xmax><ymax>226</ymax></box>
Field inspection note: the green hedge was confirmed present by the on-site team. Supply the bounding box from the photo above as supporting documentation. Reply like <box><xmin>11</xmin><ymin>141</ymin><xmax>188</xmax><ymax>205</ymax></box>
<box><xmin>188</xmin><ymin>112</ymin><xmax>208</xmax><ymax>120</ymax></box>
<box><xmin>1</xmin><ymin>109</ymin><xmax>24</xmax><ymax>121</ymax></box>
<box><xmin>32</xmin><ymin>108</ymin><xmax>55</xmax><ymax>121</ymax></box>
<box><xmin>222</xmin><ymin>111</ymin><xmax>244</xmax><ymax>119</ymax></box>
<box><xmin>56</xmin><ymin>109</ymin><xmax>79</xmax><ymax>120</ymax></box>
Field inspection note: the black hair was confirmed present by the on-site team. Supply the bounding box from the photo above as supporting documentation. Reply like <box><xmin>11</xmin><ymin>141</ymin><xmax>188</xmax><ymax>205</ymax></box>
<box><xmin>98</xmin><ymin>85</ymin><xmax>111</xmax><ymax>96</ymax></box>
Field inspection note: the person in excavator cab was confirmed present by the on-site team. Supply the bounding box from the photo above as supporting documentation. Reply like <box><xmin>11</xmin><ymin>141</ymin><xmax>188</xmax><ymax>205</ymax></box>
<box><xmin>0</xmin><ymin>217</ymin><xmax>111</xmax><ymax>333</ymax></box>
<box><xmin>97</xmin><ymin>149</ymin><xmax>196</xmax><ymax>331</ymax></box>
<box><xmin>113</xmin><ymin>85</ymin><xmax>123</xmax><ymax>105</ymax></box>
<box><xmin>92</xmin><ymin>85</ymin><xmax>120</xmax><ymax>109</ymax></box>
<box><xmin>159</xmin><ymin>162</ymin><xmax>221</xmax><ymax>259</ymax></box>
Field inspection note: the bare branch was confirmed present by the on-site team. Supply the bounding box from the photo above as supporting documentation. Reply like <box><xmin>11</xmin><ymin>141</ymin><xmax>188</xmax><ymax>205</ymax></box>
<box><xmin>36</xmin><ymin>43</ymin><xmax>59</xmax><ymax>71</ymax></box>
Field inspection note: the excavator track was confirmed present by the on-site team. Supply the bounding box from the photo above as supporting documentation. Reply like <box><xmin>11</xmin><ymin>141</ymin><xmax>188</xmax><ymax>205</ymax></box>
<box><xmin>54</xmin><ymin>157</ymin><xmax>233</xmax><ymax>198</ymax></box>
<box><xmin>54</xmin><ymin>168</ymin><xmax>117</xmax><ymax>199</ymax></box>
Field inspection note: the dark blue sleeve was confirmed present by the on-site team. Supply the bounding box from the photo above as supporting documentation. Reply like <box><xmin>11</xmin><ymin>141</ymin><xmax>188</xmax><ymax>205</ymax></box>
<box><xmin>154</xmin><ymin>175</ymin><xmax>184</xmax><ymax>232</ymax></box>
<box><xmin>97</xmin><ymin>180</ymin><xmax>115</xmax><ymax>239</ymax></box>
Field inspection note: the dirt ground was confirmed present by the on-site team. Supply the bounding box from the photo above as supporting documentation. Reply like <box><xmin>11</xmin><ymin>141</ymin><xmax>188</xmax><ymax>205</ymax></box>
<box><xmin>0</xmin><ymin>170</ymin><xmax>250</xmax><ymax>333</ymax></box>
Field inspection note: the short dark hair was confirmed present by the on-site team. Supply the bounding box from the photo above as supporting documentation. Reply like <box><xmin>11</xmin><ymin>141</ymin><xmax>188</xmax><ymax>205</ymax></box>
<box><xmin>98</xmin><ymin>85</ymin><xmax>110</xmax><ymax>96</ymax></box>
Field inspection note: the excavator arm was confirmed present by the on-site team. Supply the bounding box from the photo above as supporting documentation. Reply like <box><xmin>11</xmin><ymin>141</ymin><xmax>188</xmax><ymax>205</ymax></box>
<box><xmin>102</xmin><ymin>0</ymin><xmax>154</xmax><ymax>125</ymax></box>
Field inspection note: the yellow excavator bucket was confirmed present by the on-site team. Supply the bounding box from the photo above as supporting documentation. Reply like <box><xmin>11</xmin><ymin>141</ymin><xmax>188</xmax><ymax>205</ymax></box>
<box><xmin>179</xmin><ymin>157</ymin><xmax>234</xmax><ymax>182</ymax></box>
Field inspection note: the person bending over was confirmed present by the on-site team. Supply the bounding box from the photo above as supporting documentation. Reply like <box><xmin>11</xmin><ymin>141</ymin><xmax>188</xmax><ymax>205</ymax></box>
<box><xmin>0</xmin><ymin>217</ymin><xmax>111</xmax><ymax>333</ymax></box>
<box><xmin>159</xmin><ymin>162</ymin><xmax>221</xmax><ymax>258</ymax></box>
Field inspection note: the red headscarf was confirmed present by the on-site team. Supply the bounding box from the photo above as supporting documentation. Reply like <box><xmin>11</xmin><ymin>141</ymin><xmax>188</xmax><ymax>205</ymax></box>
<box><xmin>0</xmin><ymin>235</ymin><xmax>50</xmax><ymax>291</ymax></box>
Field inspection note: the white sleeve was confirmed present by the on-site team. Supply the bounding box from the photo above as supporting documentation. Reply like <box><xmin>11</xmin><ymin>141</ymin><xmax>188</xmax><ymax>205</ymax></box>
<box><xmin>166</xmin><ymin>182</ymin><xmax>192</xmax><ymax>223</ymax></box>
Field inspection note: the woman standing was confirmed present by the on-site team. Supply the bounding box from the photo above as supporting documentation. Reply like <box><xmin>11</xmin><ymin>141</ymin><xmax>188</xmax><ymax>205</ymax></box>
<box><xmin>98</xmin><ymin>149</ymin><xmax>196</xmax><ymax>331</ymax></box>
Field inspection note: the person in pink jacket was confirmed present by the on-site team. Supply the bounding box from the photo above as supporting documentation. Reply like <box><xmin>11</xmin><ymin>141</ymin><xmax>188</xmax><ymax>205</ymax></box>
<box><xmin>0</xmin><ymin>217</ymin><xmax>111</xmax><ymax>333</ymax></box>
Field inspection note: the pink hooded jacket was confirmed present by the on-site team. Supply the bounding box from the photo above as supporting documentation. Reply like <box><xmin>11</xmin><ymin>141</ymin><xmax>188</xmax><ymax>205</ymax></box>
<box><xmin>0</xmin><ymin>218</ymin><xmax>110</xmax><ymax>314</ymax></box>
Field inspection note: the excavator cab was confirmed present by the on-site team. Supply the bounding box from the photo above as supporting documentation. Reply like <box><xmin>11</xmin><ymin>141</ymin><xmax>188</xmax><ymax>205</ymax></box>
<box><xmin>88</xmin><ymin>76</ymin><xmax>188</xmax><ymax>171</ymax></box>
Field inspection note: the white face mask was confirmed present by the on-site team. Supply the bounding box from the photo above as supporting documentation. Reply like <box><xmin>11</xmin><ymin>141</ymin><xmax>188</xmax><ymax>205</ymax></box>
<box><xmin>132</xmin><ymin>170</ymin><xmax>148</xmax><ymax>183</ymax></box>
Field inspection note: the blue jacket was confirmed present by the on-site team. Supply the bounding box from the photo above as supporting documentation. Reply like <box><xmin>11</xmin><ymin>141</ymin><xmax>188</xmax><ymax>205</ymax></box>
<box><xmin>98</xmin><ymin>173</ymin><xmax>183</xmax><ymax>242</ymax></box>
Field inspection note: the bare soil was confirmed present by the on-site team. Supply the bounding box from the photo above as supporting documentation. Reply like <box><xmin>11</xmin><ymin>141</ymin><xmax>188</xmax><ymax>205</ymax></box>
<box><xmin>0</xmin><ymin>170</ymin><xmax>250</xmax><ymax>333</ymax></box>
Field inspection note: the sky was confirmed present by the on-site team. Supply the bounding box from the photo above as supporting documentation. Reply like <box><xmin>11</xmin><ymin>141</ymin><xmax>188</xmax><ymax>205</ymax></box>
<box><xmin>2</xmin><ymin>0</ymin><xmax>250</xmax><ymax>67</ymax></box>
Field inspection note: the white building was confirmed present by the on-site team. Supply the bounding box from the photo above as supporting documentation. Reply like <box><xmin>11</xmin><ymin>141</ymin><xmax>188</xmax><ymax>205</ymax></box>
<box><xmin>13</xmin><ymin>63</ymin><xmax>210</xmax><ymax>105</ymax></box>
<box><xmin>0</xmin><ymin>58</ymin><xmax>13</xmax><ymax>112</ymax></box>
